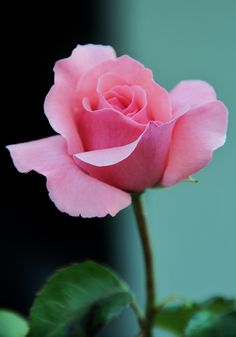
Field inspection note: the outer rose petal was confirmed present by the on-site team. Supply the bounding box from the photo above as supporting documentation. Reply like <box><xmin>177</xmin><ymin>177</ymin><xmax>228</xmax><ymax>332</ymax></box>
<box><xmin>75</xmin><ymin>121</ymin><xmax>175</xmax><ymax>192</ymax></box>
<box><xmin>161</xmin><ymin>101</ymin><xmax>228</xmax><ymax>186</ymax></box>
<box><xmin>6</xmin><ymin>136</ymin><xmax>131</xmax><ymax>217</ymax></box>
<box><xmin>44</xmin><ymin>45</ymin><xmax>116</xmax><ymax>153</ymax></box>
<box><xmin>170</xmin><ymin>80</ymin><xmax>217</xmax><ymax>114</ymax></box>
<box><xmin>44</xmin><ymin>85</ymin><xmax>84</xmax><ymax>154</ymax></box>
<box><xmin>54</xmin><ymin>44</ymin><xmax>116</xmax><ymax>87</ymax></box>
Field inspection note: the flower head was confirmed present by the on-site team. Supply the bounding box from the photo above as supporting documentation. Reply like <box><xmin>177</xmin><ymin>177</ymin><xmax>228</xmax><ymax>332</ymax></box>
<box><xmin>7</xmin><ymin>45</ymin><xmax>228</xmax><ymax>217</ymax></box>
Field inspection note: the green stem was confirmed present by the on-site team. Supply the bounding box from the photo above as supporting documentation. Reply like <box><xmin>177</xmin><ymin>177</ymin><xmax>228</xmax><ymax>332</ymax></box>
<box><xmin>132</xmin><ymin>193</ymin><xmax>156</xmax><ymax>337</ymax></box>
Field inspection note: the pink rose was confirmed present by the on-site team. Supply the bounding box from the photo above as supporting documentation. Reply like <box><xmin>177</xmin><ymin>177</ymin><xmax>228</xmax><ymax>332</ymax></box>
<box><xmin>7</xmin><ymin>44</ymin><xmax>228</xmax><ymax>217</ymax></box>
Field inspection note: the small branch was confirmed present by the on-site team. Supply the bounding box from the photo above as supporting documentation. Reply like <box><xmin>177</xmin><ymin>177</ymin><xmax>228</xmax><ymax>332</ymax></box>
<box><xmin>130</xmin><ymin>302</ymin><xmax>145</xmax><ymax>328</ymax></box>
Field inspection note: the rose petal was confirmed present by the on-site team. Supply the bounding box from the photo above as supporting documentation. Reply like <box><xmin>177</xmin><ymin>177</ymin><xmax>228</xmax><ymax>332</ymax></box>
<box><xmin>75</xmin><ymin>121</ymin><xmax>175</xmax><ymax>192</ymax></box>
<box><xmin>130</xmin><ymin>86</ymin><xmax>150</xmax><ymax>123</ymax></box>
<box><xmin>98</xmin><ymin>78</ymin><xmax>148</xmax><ymax>121</ymax></box>
<box><xmin>77</xmin><ymin>55</ymin><xmax>172</xmax><ymax>122</ymax></box>
<box><xmin>170</xmin><ymin>80</ymin><xmax>217</xmax><ymax>114</ymax></box>
<box><xmin>97</xmin><ymin>73</ymin><xmax>127</xmax><ymax>95</ymax></box>
<box><xmin>100</xmin><ymin>85</ymin><xmax>134</xmax><ymax>112</ymax></box>
<box><xmin>44</xmin><ymin>85</ymin><xmax>83</xmax><ymax>154</ymax></box>
<box><xmin>75</xmin><ymin>136</ymin><xmax>142</xmax><ymax>167</ymax></box>
<box><xmin>6</xmin><ymin>136</ymin><xmax>131</xmax><ymax>217</ymax></box>
<box><xmin>54</xmin><ymin>44</ymin><xmax>116</xmax><ymax>87</ymax></box>
<box><xmin>78</xmin><ymin>104</ymin><xmax>145</xmax><ymax>151</ymax></box>
<box><xmin>97</xmin><ymin>73</ymin><xmax>135</xmax><ymax>112</ymax></box>
<box><xmin>44</xmin><ymin>45</ymin><xmax>116</xmax><ymax>153</ymax></box>
<box><xmin>161</xmin><ymin>101</ymin><xmax>228</xmax><ymax>186</ymax></box>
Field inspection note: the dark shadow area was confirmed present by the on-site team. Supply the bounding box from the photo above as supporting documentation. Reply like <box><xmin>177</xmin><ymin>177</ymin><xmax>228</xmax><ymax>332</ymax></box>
<box><xmin>1</xmin><ymin>2</ymin><xmax>114</xmax><ymax>318</ymax></box>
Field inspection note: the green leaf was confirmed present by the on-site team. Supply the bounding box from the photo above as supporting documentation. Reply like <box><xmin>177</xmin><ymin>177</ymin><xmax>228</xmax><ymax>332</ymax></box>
<box><xmin>0</xmin><ymin>310</ymin><xmax>29</xmax><ymax>337</ymax></box>
<box><xmin>184</xmin><ymin>311</ymin><xmax>219</xmax><ymax>337</ymax></box>
<box><xmin>27</xmin><ymin>261</ymin><xmax>134</xmax><ymax>337</ymax></box>
<box><xmin>218</xmin><ymin>311</ymin><xmax>236</xmax><ymax>337</ymax></box>
<box><xmin>155</xmin><ymin>297</ymin><xmax>236</xmax><ymax>336</ymax></box>
<box><xmin>155</xmin><ymin>302</ymin><xmax>199</xmax><ymax>336</ymax></box>
<box><xmin>83</xmin><ymin>292</ymin><xmax>132</xmax><ymax>335</ymax></box>
<box><xmin>185</xmin><ymin>310</ymin><xmax>236</xmax><ymax>337</ymax></box>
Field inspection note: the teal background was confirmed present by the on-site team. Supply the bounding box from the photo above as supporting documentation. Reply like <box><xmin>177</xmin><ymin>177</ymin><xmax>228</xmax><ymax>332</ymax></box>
<box><xmin>105</xmin><ymin>0</ymin><xmax>236</xmax><ymax>336</ymax></box>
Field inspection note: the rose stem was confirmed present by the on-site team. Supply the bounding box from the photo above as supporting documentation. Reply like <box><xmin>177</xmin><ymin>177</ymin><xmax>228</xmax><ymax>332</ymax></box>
<box><xmin>132</xmin><ymin>193</ymin><xmax>156</xmax><ymax>337</ymax></box>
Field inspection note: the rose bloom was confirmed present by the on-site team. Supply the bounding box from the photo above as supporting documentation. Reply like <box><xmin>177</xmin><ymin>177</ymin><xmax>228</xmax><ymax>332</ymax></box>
<box><xmin>7</xmin><ymin>45</ymin><xmax>228</xmax><ymax>217</ymax></box>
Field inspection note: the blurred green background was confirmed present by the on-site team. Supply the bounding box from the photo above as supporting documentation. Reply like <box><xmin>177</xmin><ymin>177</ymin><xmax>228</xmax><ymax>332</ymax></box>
<box><xmin>105</xmin><ymin>0</ymin><xmax>236</xmax><ymax>335</ymax></box>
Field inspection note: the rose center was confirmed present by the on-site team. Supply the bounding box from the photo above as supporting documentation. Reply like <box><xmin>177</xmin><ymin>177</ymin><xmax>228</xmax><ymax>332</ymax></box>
<box><xmin>104</xmin><ymin>85</ymin><xmax>133</xmax><ymax>112</ymax></box>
